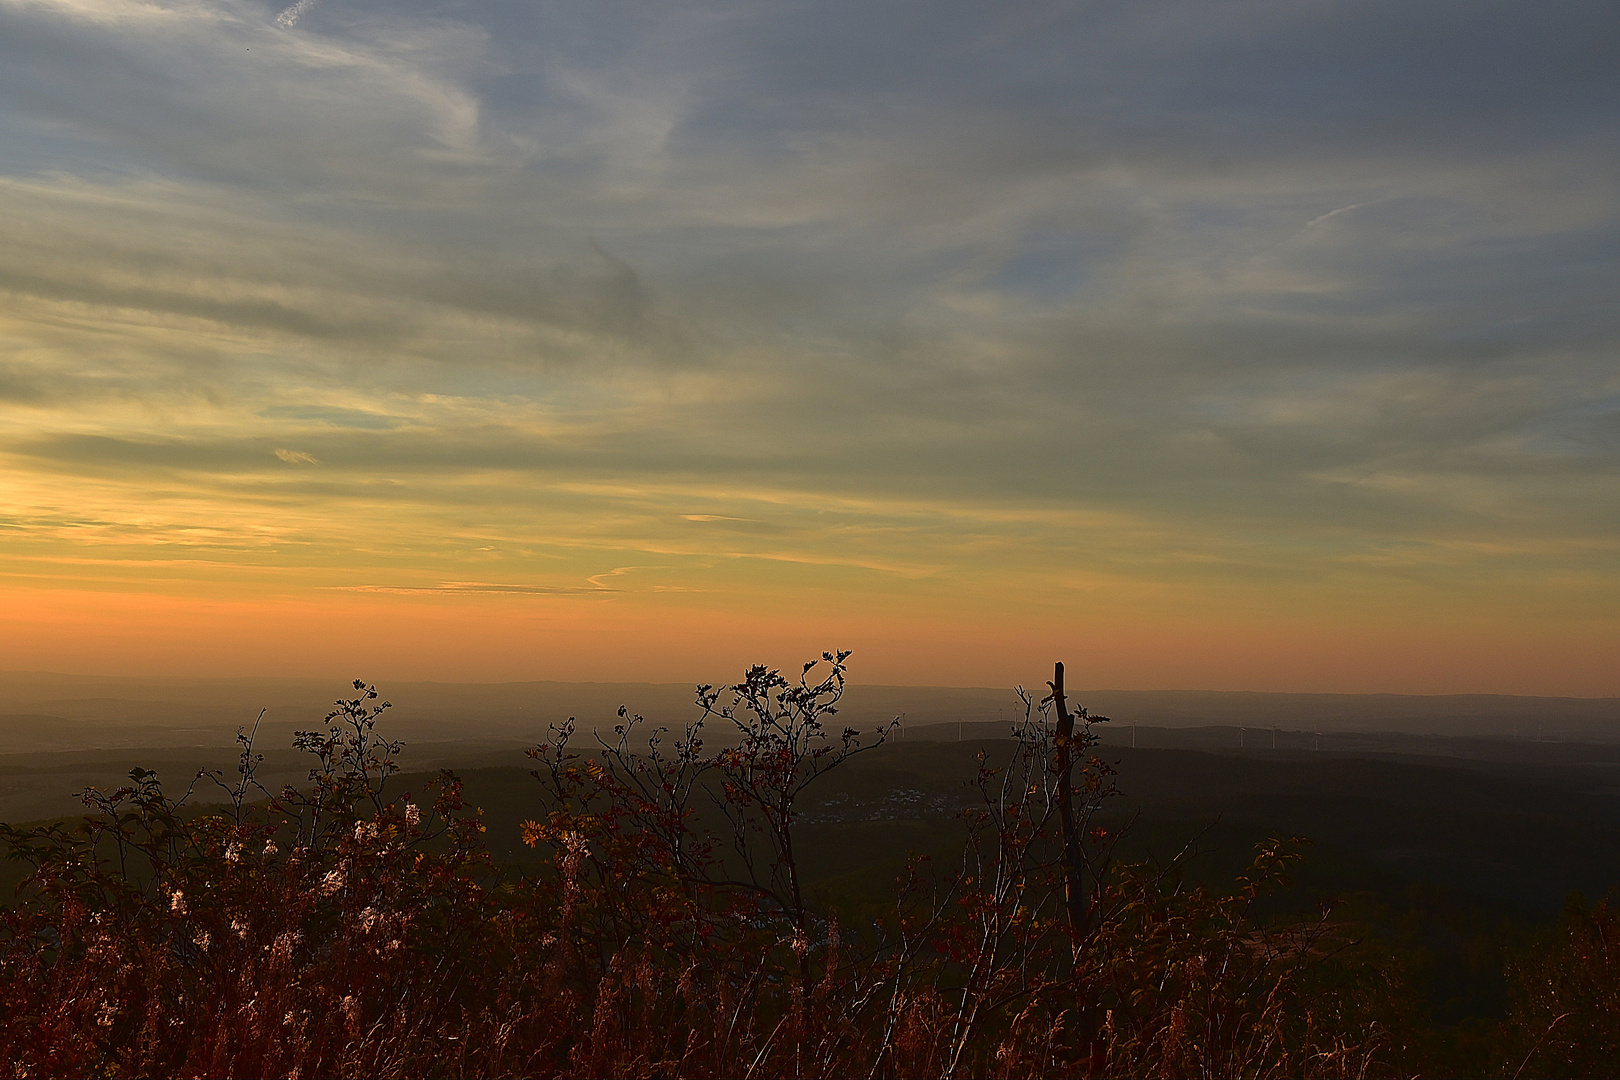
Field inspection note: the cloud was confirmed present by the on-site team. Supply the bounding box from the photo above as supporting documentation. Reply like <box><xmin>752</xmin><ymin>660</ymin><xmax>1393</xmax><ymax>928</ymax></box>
<box><xmin>330</xmin><ymin>581</ymin><xmax>610</xmax><ymax>595</ymax></box>
<box><xmin>275</xmin><ymin>0</ymin><xmax>317</xmax><ymax>29</ymax></box>
<box><xmin>0</xmin><ymin>0</ymin><xmax>490</xmax><ymax>197</ymax></box>
<box><xmin>585</xmin><ymin>566</ymin><xmax>669</xmax><ymax>591</ymax></box>
<box><xmin>0</xmin><ymin>0</ymin><xmax>1617</xmax><ymax>658</ymax></box>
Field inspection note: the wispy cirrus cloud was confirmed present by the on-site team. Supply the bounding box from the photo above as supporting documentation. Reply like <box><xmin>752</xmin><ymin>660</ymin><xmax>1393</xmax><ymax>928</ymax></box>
<box><xmin>1</xmin><ymin>0</ymin><xmax>1617</xmax><ymax>687</ymax></box>
<box><xmin>330</xmin><ymin>582</ymin><xmax>611</xmax><ymax>595</ymax></box>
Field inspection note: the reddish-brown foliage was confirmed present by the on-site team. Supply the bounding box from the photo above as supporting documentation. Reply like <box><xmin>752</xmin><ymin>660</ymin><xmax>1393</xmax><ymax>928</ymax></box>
<box><xmin>0</xmin><ymin>662</ymin><xmax>1445</xmax><ymax>1078</ymax></box>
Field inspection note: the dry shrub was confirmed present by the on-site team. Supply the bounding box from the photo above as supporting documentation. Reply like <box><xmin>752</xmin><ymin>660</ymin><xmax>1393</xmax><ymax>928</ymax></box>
<box><xmin>0</xmin><ymin>663</ymin><xmax>1409</xmax><ymax>1078</ymax></box>
<box><xmin>1500</xmin><ymin>893</ymin><xmax>1620</xmax><ymax>1079</ymax></box>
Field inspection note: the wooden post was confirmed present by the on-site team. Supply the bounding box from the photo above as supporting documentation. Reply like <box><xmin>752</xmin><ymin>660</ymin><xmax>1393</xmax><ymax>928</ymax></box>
<box><xmin>1049</xmin><ymin>661</ymin><xmax>1088</xmax><ymax>944</ymax></box>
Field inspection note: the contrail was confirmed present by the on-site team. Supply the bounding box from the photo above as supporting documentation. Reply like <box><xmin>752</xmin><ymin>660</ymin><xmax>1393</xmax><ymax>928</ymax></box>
<box><xmin>1304</xmin><ymin>201</ymin><xmax>1372</xmax><ymax>229</ymax></box>
<box><xmin>275</xmin><ymin>0</ymin><xmax>318</xmax><ymax>28</ymax></box>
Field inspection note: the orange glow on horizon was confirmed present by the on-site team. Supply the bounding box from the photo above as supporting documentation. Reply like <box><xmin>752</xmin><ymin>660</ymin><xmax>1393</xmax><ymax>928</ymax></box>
<box><xmin>5</xmin><ymin>583</ymin><xmax>1616</xmax><ymax>698</ymax></box>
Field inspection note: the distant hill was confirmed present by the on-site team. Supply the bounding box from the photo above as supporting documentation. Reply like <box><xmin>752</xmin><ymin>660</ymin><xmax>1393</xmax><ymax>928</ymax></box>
<box><xmin>1</xmin><ymin>671</ymin><xmax>1617</xmax><ymax>756</ymax></box>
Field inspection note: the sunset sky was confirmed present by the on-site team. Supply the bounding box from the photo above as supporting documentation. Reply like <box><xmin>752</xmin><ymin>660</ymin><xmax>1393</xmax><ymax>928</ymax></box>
<box><xmin>2</xmin><ymin>1</ymin><xmax>1617</xmax><ymax>693</ymax></box>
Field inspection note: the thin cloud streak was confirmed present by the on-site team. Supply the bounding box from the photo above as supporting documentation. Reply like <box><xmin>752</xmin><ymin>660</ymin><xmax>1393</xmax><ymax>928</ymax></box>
<box><xmin>329</xmin><ymin>582</ymin><xmax>612</xmax><ymax>596</ymax></box>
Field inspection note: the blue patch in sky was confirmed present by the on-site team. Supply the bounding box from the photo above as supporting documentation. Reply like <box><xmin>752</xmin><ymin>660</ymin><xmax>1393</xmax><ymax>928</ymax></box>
<box><xmin>259</xmin><ymin>406</ymin><xmax>402</xmax><ymax>430</ymax></box>
<box><xmin>985</xmin><ymin>238</ymin><xmax>1096</xmax><ymax>300</ymax></box>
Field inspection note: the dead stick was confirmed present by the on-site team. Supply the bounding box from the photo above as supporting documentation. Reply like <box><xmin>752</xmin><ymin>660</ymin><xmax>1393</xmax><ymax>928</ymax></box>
<box><xmin>1049</xmin><ymin>661</ymin><xmax>1088</xmax><ymax>945</ymax></box>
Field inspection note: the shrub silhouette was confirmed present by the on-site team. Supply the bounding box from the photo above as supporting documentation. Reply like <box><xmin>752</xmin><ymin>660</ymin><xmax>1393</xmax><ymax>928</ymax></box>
<box><xmin>0</xmin><ymin>659</ymin><xmax>1474</xmax><ymax>1078</ymax></box>
<box><xmin>1499</xmin><ymin>892</ymin><xmax>1620</xmax><ymax>1079</ymax></box>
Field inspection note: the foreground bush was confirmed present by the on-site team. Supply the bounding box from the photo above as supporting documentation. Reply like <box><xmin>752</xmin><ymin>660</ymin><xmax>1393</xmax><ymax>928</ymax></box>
<box><xmin>0</xmin><ymin>656</ymin><xmax>1561</xmax><ymax>1078</ymax></box>
<box><xmin>1498</xmin><ymin>893</ymin><xmax>1620</xmax><ymax>1080</ymax></box>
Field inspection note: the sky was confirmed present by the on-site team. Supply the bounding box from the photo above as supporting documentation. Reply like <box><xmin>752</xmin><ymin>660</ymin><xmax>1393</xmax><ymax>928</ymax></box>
<box><xmin>1</xmin><ymin>1</ymin><xmax>1618</xmax><ymax>694</ymax></box>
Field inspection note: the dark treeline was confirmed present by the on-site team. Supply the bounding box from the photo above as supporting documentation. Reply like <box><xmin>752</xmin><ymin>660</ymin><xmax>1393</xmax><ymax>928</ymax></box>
<box><xmin>0</xmin><ymin>656</ymin><xmax>1616</xmax><ymax>1078</ymax></box>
